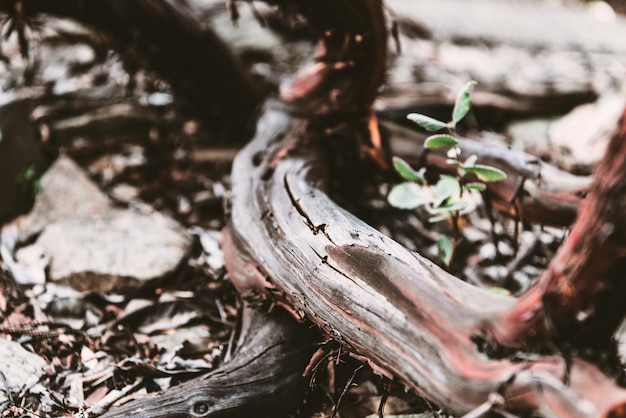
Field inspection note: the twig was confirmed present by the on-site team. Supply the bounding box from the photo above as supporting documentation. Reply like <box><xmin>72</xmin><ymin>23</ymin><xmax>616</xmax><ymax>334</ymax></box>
<box><xmin>331</xmin><ymin>364</ymin><xmax>364</xmax><ymax>418</ymax></box>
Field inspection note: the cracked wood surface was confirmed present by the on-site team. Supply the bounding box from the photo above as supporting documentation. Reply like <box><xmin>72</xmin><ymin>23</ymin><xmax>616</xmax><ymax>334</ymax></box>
<box><xmin>100</xmin><ymin>306</ymin><xmax>313</xmax><ymax>418</ymax></box>
<box><xmin>6</xmin><ymin>1</ymin><xmax>626</xmax><ymax>416</ymax></box>
<box><xmin>225</xmin><ymin>102</ymin><xmax>626</xmax><ymax>417</ymax></box>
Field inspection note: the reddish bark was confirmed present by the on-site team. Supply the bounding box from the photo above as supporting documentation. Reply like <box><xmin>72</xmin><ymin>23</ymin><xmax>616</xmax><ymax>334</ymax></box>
<box><xmin>486</xmin><ymin>103</ymin><xmax>626</xmax><ymax>350</ymax></box>
<box><xmin>7</xmin><ymin>0</ymin><xmax>626</xmax><ymax>416</ymax></box>
<box><xmin>268</xmin><ymin>0</ymin><xmax>387</xmax><ymax>116</ymax></box>
<box><xmin>223</xmin><ymin>1</ymin><xmax>626</xmax><ymax>416</ymax></box>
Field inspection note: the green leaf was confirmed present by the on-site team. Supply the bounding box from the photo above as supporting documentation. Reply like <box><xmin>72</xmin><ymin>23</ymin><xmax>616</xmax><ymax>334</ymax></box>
<box><xmin>32</xmin><ymin>179</ymin><xmax>42</xmax><ymax>198</ymax></box>
<box><xmin>392</xmin><ymin>157</ymin><xmax>425</xmax><ymax>182</ymax></box>
<box><xmin>437</xmin><ymin>200</ymin><xmax>468</xmax><ymax>213</ymax></box>
<box><xmin>486</xmin><ymin>287</ymin><xmax>512</xmax><ymax>296</ymax></box>
<box><xmin>388</xmin><ymin>183</ymin><xmax>431</xmax><ymax>210</ymax></box>
<box><xmin>433</xmin><ymin>175</ymin><xmax>461</xmax><ymax>206</ymax></box>
<box><xmin>446</xmin><ymin>147</ymin><xmax>462</xmax><ymax>159</ymax></box>
<box><xmin>429</xmin><ymin>215</ymin><xmax>447</xmax><ymax>223</ymax></box>
<box><xmin>465</xmin><ymin>182</ymin><xmax>486</xmax><ymax>192</ymax></box>
<box><xmin>452</xmin><ymin>81</ymin><xmax>477</xmax><ymax>124</ymax></box>
<box><xmin>407</xmin><ymin>113</ymin><xmax>447</xmax><ymax>132</ymax></box>
<box><xmin>465</xmin><ymin>164</ymin><xmax>507</xmax><ymax>182</ymax></box>
<box><xmin>446</xmin><ymin>159</ymin><xmax>462</xmax><ymax>168</ymax></box>
<box><xmin>436</xmin><ymin>235</ymin><xmax>454</xmax><ymax>266</ymax></box>
<box><xmin>463</xmin><ymin>154</ymin><xmax>478</xmax><ymax>168</ymax></box>
<box><xmin>424</xmin><ymin>134</ymin><xmax>458</xmax><ymax>149</ymax></box>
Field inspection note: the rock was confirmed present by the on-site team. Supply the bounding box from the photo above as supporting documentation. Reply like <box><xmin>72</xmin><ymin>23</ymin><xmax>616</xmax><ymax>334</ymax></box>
<box><xmin>11</xmin><ymin>155</ymin><xmax>190</xmax><ymax>292</ymax></box>
<box><xmin>14</xmin><ymin>156</ymin><xmax>109</xmax><ymax>242</ymax></box>
<box><xmin>192</xmin><ymin>228</ymin><xmax>225</xmax><ymax>273</ymax></box>
<box><xmin>6</xmin><ymin>243</ymin><xmax>49</xmax><ymax>286</ymax></box>
<box><xmin>549</xmin><ymin>94</ymin><xmax>625</xmax><ymax>170</ymax></box>
<box><xmin>506</xmin><ymin>118</ymin><xmax>554</xmax><ymax>156</ymax></box>
<box><xmin>36</xmin><ymin>209</ymin><xmax>189</xmax><ymax>292</ymax></box>
<box><xmin>0</xmin><ymin>337</ymin><xmax>48</xmax><ymax>407</ymax></box>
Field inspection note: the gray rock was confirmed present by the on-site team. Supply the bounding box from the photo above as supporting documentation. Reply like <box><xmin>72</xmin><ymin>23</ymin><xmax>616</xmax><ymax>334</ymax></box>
<box><xmin>14</xmin><ymin>156</ymin><xmax>110</xmax><ymax>242</ymax></box>
<box><xmin>506</xmin><ymin>118</ymin><xmax>554</xmax><ymax>155</ymax></box>
<box><xmin>10</xmin><ymin>155</ymin><xmax>190</xmax><ymax>292</ymax></box>
<box><xmin>0</xmin><ymin>337</ymin><xmax>48</xmax><ymax>407</ymax></box>
<box><xmin>36</xmin><ymin>209</ymin><xmax>189</xmax><ymax>292</ymax></box>
<box><xmin>550</xmin><ymin>94</ymin><xmax>625</xmax><ymax>169</ymax></box>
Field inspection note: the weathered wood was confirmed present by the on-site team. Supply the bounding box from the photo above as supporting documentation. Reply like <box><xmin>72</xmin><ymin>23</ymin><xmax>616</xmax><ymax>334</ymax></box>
<box><xmin>226</xmin><ymin>102</ymin><xmax>626</xmax><ymax>417</ymax></box>
<box><xmin>100</xmin><ymin>306</ymin><xmax>314</xmax><ymax>418</ymax></box>
<box><xmin>221</xmin><ymin>0</ymin><xmax>626</xmax><ymax>407</ymax></box>
<box><xmin>0</xmin><ymin>0</ymin><xmax>265</xmax><ymax>131</ymax></box>
<box><xmin>8</xmin><ymin>1</ymin><xmax>626</xmax><ymax>416</ymax></box>
<box><xmin>485</xmin><ymin>103</ymin><xmax>626</xmax><ymax>351</ymax></box>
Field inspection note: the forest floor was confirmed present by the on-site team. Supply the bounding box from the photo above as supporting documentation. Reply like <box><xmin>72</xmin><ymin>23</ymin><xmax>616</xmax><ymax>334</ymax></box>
<box><xmin>1</xmin><ymin>0</ymin><xmax>626</xmax><ymax>417</ymax></box>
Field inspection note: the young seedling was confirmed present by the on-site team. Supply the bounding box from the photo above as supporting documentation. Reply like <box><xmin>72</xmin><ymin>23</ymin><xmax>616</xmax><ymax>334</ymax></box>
<box><xmin>388</xmin><ymin>81</ymin><xmax>506</xmax><ymax>266</ymax></box>
<box><xmin>16</xmin><ymin>164</ymin><xmax>42</xmax><ymax>198</ymax></box>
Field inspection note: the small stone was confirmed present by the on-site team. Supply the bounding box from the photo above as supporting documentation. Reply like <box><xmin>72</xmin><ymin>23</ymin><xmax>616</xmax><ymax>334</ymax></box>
<box><xmin>109</xmin><ymin>183</ymin><xmax>140</xmax><ymax>203</ymax></box>
<box><xmin>483</xmin><ymin>265</ymin><xmax>508</xmax><ymax>283</ymax></box>
<box><xmin>14</xmin><ymin>156</ymin><xmax>110</xmax><ymax>242</ymax></box>
<box><xmin>12</xmin><ymin>243</ymin><xmax>49</xmax><ymax>285</ymax></box>
<box><xmin>12</xmin><ymin>155</ymin><xmax>191</xmax><ymax>293</ymax></box>
<box><xmin>550</xmin><ymin>95</ymin><xmax>625</xmax><ymax>169</ymax></box>
<box><xmin>36</xmin><ymin>209</ymin><xmax>190</xmax><ymax>292</ymax></box>
<box><xmin>0</xmin><ymin>337</ymin><xmax>48</xmax><ymax>406</ymax></box>
<box><xmin>193</xmin><ymin>228</ymin><xmax>225</xmax><ymax>272</ymax></box>
<box><xmin>507</xmin><ymin>118</ymin><xmax>553</xmax><ymax>154</ymax></box>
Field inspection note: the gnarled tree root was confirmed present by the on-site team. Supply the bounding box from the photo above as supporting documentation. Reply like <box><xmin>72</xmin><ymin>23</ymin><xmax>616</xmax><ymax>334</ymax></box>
<box><xmin>100</xmin><ymin>305</ymin><xmax>314</xmax><ymax>418</ymax></box>
<box><xmin>225</xmin><ymin>102</ymin><xmax>626</xmax><ymax>417</ymax></box>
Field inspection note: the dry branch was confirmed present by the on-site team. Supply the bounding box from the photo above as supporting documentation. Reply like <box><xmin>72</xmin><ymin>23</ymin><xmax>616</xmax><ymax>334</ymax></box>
<box><xmin>223</xmin><ymin>1</ymin><xmax>626</xmax><ymax>416</ymax></box>
<box><xmin>0</xmin><ymin>0</ymin><xmax>265</xmax><ymax>130</ymax></box>
<box><xmin>6</xmin><ymin>0</ymin><xmax>626</xmax><ymax>416</ymax></box>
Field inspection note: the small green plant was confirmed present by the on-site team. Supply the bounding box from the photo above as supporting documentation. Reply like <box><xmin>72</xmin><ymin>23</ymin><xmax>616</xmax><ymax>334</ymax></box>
<box><xmin>388</xmin><ymin>81</ymin><xmax>506</xmax><ymax>266</ymax></box>
<box><xmin>16</xmin><ymin>164</ymin><xmax>42</xmax><ymax>198</ymax></box>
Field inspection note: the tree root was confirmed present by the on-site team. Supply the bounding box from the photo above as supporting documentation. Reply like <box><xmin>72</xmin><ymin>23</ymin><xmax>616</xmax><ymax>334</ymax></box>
<box><xmin>100</xmin><ymin>305</ymin><xmax>314</xmax><ymax>418</ymax></box>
